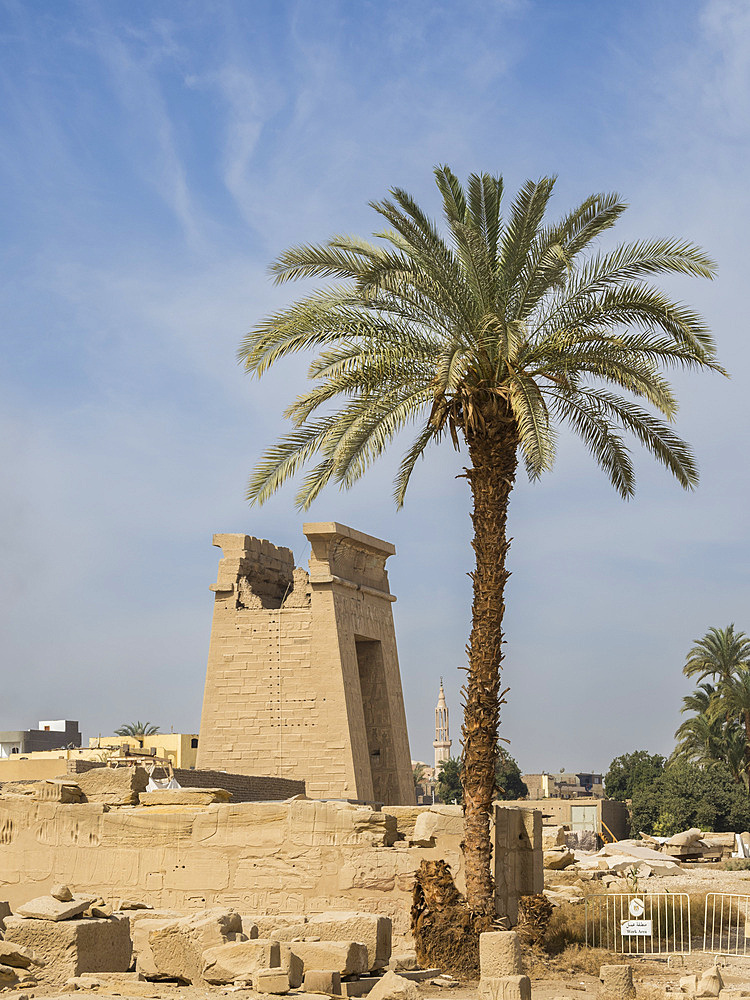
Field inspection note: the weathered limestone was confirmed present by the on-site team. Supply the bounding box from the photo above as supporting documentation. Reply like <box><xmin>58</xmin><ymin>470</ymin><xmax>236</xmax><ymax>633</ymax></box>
<box><xmin>272</xmin><ymin>911</ymin><xmax>391</xmax><ymax>971</ymax></box>
<box><xmin>543</xmin><ymin>847</ymin><xmax>575</xmax><ymax>870</ymax></box>
<box><xmin>3</xmin><ymin>916</ymin><xmax>131</xmax><ymax>986</ymax></box>
<box><xmin>33</xmin><ymin>780</ymin><xmax>84</xmax><ymax>804</ymax></box>
<box><xmin>138</xmin><ymin>909</ymin><xmax>244</xmax><ymax>983</ymax></box>
<box><xmin>680</xmin><ymin>975</ymin><xmax>698</xmax><ymax>997</ymax></box>
<box><xmin>388</xmin><ymin>952</ymin><xmax>418</xmax><ymax>972</ymax></box>
<box><xmin>479</xmin><ymin>976</ymin><xmax>532</xmax><ymax>1000</ymax></box>
<box><xmin>412</xmin><ymin>807</ymin><xmax>463</xmax><ymax>844</ymax></box>
<box><xmin>51</xmin><ymin>885</ymin><xmax>74</xmax><ymax>902</ymax></box>
<box><xmin>0</xmin><ymin>795</ymin><xmax>541</xmax><ymax>938</ymax></box>
<box><xmin>494</xmin><ymin>807</ymin><xmax>543</xmax><ymax>924</ymax></box>
<box><xmin>15</xmin><ymin>894</ymin><xmax>95</xmax><ymax>921</ymax></box>
<box><xmin>202</xmin><ymin>939</ymin><xmax>281</xmax><ymax>985</ymax></box>
<box><xmin>479</xmin><ymin>931</ymin><xmax>523</xmax><ymax>978</ymax></box>
<box><xmin>599</xmin><ymin>965</ymin><xmax>636</xmax><ymax>1000</ymax></box>
<box><xmin>197</xmin><ymin>523</ymin><xmax>415</xmax><ymax>804</ymax></box>
<box><xmin>139</xmin><ymin>788</ymin><xmax>232</xmax><ymax>807</ymax></box>
<box><xmin>255</xmin><ymin>968</ymin><xmax>291</xmax><ymax>994</ymax></box>
<box><xmin>75</xmin><ymin>766</ymin><xmax>148</xmax><ymax>805</ymax></box>
<box><xmin>304</xmin><ymin>970</ymin><xmax>342</xmax><ymax>995</ymax></box>
<box><xmin>367</xmin><ymin>971</ymin><xmax>419</xmax><ymax>1000</ymax></box>
<box><xmin>697</xmin><ymin>967</ymin><xmax>724</xmax><ymax>999</ymax></box>
<box><xmin>0</xmin><ymin>941</ymin><xmax>43</xmax><ymax>969</ymax></box>
<box><xmin>286</xmin><ymin>941</ymin><xmax>369</xmax><ymax>977</ymax></box>
<box><xmin>277</xmin><ymin>945</ymin><xmax>304</xmax><ymax>989</ymax></box>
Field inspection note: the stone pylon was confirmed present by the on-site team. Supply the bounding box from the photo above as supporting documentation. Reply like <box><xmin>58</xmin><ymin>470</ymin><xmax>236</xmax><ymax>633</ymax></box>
<box><xmin>196</xmin><ymin>521</ymin><xmax>415</xmax><ymax>805</ymax></box>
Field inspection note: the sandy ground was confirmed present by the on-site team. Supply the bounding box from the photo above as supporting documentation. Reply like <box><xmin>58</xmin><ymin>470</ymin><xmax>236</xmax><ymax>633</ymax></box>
<box><xmin>10</xmin><ymin>866</ymin><xmax>750</xmax><ymax>1000</ymax></box>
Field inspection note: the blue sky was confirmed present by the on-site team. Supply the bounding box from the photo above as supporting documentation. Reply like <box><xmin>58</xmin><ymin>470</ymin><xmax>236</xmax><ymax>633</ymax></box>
<box><xmin>1</xmin><ymin>0</ymin><xmax>749</xmax><ymax>773</ymax></box>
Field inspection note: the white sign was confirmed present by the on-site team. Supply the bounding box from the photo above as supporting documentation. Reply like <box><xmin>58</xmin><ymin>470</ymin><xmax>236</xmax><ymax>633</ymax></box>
<box><xmin>628</xmin><ymin>898</ymin><xmax>645</xmax><ymax>918</ymax></box>
<box><xmin>621</xmin><ymin>919</ymin><xmax>652</xmax><ymax>936</ymax></box>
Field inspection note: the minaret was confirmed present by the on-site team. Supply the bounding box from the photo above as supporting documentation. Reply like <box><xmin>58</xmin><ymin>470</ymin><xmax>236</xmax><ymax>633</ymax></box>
<box><xmin>433</xmin><ymin>678</ymin><xmax>451</xmax><ymax>770</ymax></box>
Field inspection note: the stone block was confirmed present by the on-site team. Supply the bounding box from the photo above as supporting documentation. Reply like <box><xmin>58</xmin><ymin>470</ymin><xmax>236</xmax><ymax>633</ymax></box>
<box><xmin>75</xmin><ymin>766</ymin><xmax>148</xmax><ymax>805</ymax></box>
<box><xmin>681</xmin><ymin>976</ymin><xmax>698</xmax><ymax>997</ymax></box>
<box><xmin>412</xmin><ymin>807</ymin><xmax>463</xmax><ymax>843</ymax></box>
<box><xmin>255</xmin><ymin>967</ymin><xmax>290</xmax><ymax>994</ymax></box>
<box><xmin>544</xmin><ymin>848</ymin><xmax>574</xmax><ymax>870</ymax></box>
<box><xmin>278</xmin><ymin>944</ymin><xmax>304</xmax><ymax>989</ymax></box>
<box><xmin>366</xmin><ymin>970</ymin><xmax>419</xmax><ymax>1000</ymax></box>
<box><xmin>287</xmin><ymin>941</ymin><xmax>368</xmax><ymax>977</ymax></box>
<box><xmin>137</xmin><ymin>908</ymin><xmax>243</xmax><ymax>983</ymax></box>
<box><xmin>139</xmin><ymin>788</ymin><xmax>232</xmax><ymax>806</ymax></box>
<box><xmin>304</xmin><ymin>970</ymin><xmax>342</xmax><ymax>995</ymax></box>
<box><xmin>479</xmin><ymin>976</ymin><xmax>531</xmax><ymax>1000</ymax></box>
<box><xmin>51</xmin><ymin>885</ymin><xmax>74</xmax><ymax>902</ymax></box>
<box><xmin>0</xmin><ymin>941</ymin><xmax>43</xmax><ymax>969</ymax></box>
<box><xmin>479</xmin><ymin>932</ymin><xmax>523</xmax><ymax>979</ymax></box>
<box><xmin>0</xmin><ymin>900</ymin><xmax>11</xmax><ymax>931</ymax></box>
<box><xmin>15</xmin><ymin>894</ymin><xmax>96</xmax><ymax>921</ymax></box>
<box><xmin>389</xmin><ymin>952</ymin><xmax>418</xmax><ymax>972</ymax></box>
<box><xmin>202</xmin><ymin>939</ymin><xmax>280</xmax><ymax>985</ymax></box>
<box><xmin>599</xmin><ymin>965</ymin><xmax>636</xmax><ymax>1000</ymax></box>
<box><xmin>3</xmin><ymin>916</ymin><xmax>131</xmax><ymax>987</ymax></box>
<box><xmin>33</xmin><ymin>780</ymin><xmax>84</xmax><ymax>803</ymax></box>
<box><xmin>697</xmin><ymin>968</ymin><xmax>724</xmax><ymax>999</ymax></box>
<box><xmin>305</xmin><ymin>911</ymin><xmax>392</xmax><ymax>970</ymax></box>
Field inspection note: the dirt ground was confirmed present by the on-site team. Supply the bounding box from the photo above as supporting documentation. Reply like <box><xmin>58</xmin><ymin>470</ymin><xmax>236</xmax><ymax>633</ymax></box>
<box><xmin>10</xmin><ymin>866</ymin><xmax>750</xmax><ymax>1000</ymax></box>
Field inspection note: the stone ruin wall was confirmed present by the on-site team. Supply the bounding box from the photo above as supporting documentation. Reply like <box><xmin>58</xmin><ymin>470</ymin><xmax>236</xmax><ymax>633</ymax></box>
<box><xmin>197</xmin><ymin>523</ymin><xmax>415</xmax><ymax>805</ymax></box>
<box><xmin>0</xmin><ymin>798</ymin><xmax>542</xmax><ymax>940</ymax></box>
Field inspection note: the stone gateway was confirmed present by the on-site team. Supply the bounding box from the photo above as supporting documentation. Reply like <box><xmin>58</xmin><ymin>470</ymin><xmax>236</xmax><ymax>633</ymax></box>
<box><xmin>197</xmin><ymin>522</ymin><xmax>415</xmax><ymax>805</ymax></box>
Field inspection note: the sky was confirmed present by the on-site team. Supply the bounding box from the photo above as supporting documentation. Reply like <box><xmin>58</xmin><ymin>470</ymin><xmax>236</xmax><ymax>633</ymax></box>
<box><xmin>1</xmin><ymin>0</ymin><xmax>749</xmax><ymax>775</ymax></box>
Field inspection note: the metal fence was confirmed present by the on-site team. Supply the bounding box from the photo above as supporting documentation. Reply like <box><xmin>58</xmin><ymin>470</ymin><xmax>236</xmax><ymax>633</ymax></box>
<box><xmin>584</xmin><ymin>893</ymin><xmax>692</xmax><ymax>955</ymax></box>
<box><xmin>704</xmin><ymin>893</ymin><xmax>750</xmax><ymax>956</ymax></box>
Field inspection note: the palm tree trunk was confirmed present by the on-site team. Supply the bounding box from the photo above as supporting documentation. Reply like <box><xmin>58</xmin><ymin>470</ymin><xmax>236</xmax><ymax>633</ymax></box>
<box><xmin>462</xmin><ymin>418</ymin><xmax>518</xmax><ymax>916</ymax></box>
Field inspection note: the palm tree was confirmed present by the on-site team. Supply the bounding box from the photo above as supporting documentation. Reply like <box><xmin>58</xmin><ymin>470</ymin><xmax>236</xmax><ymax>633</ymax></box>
<box><xmin>683</xmin><ymin>625</ymin><xmax>750</xmax><ymax>686</ymax></box>
<box><xmin>678</xmin><ymin>626</ymin><xmax>750</xmax><ymax>787</ymax></box>
<box><xmin>239</xmin><ymin>167</ymin><xmax>721</xmax><ymax>915</ymax></box>
<box><xmin>115</xmin><ymin>721</ymin><xmax>161</xmax><ymax>738</ymax></box>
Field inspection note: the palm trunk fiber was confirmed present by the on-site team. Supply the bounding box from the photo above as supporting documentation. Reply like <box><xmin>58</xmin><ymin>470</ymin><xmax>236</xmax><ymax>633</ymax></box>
<box><xmin>462</xmin><ymin>421</ymin><xmax>518</xmax><ymax>915</ymax></box>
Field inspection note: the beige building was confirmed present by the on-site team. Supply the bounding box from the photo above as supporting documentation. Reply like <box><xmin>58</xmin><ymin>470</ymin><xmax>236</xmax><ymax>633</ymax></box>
<box><xmin>88</xmin><ymin>733</ymin><xmax>199</xmax><ymax>769</ymax></box>
<box><xmin>197</xmin><ymin>522</ymin><xmax>415</xmax><ymax>805</ymax></box>
<box><xmin>523</xmin><ymin>770</ymin><xmax>605</xmax><ymax>799</ymax></box>
<box><xmin>504</xmin><ymin>796</ymin><xmax>628</xmax><ymax>842</ymax></box>
<box><xmin>0</xmin><ymin>733</ymin><xmax>199</xmax><ymax>783</ymax></box>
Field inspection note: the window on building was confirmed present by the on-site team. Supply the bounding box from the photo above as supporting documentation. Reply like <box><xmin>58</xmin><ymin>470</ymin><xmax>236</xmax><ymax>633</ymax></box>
<box><xmin>191</xmin><ymin>738</ymin><xmax>198</xmax><ymax>748</ymax></box>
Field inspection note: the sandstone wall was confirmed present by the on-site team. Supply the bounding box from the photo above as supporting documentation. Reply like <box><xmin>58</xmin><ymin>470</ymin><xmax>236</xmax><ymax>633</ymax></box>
<box><xmin>197</xmin><ymin>523</ymin><xmax>414</xmax><ymax>805</ymax></box>
<box><xmin>0</xmin><ymin>799</ymin><xmax>541</xmax><ymax>938</ymax></box>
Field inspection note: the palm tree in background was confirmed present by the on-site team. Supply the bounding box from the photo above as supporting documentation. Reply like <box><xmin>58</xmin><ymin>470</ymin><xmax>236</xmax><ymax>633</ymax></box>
<box><xmin>676</xmin><ymin>627</ymin><xmax>750</xmax><ymax>787</ymax></box>
<box><xmin>115</xmin><ymin>721</ymin><xmax>161</xmax><ymax>738</ymax></box>
<box><xmin>683</xmin><ymin>625</ymin><xmax>750</xmax><ymax>686</ymax></box>
<box><xmin>240</xmin><ymin>166</ymin><xmax>721</xmax><ymax>915</ymax></box>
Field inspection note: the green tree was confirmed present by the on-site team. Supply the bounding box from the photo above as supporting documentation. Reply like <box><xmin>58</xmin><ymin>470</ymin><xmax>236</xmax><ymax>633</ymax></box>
<box><xmin>413</xmin><ymin>762</ymin><xmax>427</xmax><ymax>788</ymax></box>
<box><xmin>495</xmin><ymin>751</ymin><xmax>528</xmax><ymax>800</ymax></box>
<box><xmin>239</xmin><ymin>167</ymin><xmax>720</xmax><ymax>914</ymax></box>
<box><xmin>676</xmin><ymin>626</ymin><xmax>750</xmax><ymax>787</ymax></box>
<box><xmin>604</xmin><ymin>750</ymin><xmax>665</xmax><ymax>801</ymax></box>
<box><xmin>624</xmin><ymin>759</ymin><xmax>750</xmax><ymax>836</ymax></box>
<box><xmin>437</xmin><ymin>757</ymin><xmax>463</xmax><ymax>804</ymax></box>
<box><xmin>114</xmin><ymin>721</ymin><xmax>160</xmax><ymax>738</ymax></box>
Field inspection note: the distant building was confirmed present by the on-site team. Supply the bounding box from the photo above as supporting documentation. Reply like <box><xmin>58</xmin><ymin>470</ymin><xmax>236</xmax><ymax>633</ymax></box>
<box><xmin>88</xmin><ymin>732</ymin><xmax>199</xmax><ymax>769</ymax></box>
<box><xmin>433</xmin><ymin>679</ymin><xmax>451</xmax><ymax>771</ymax></box>
<box><xmin>0</xmin><ymin>720</ymin><xmax>81</xmax><ymax>758</ymax></box>
<box><xmin>522</xmin><ymin>770</ymin><xmax>604</xmax><ymax>799</ymax></box>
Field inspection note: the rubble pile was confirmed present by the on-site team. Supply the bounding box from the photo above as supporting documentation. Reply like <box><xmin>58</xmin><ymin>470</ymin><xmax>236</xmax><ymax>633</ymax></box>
<box><xmin>0</xmin><ymin>889</ymin><xmax>447</xmax><ymax>996</ymax></box>
<box><xmin>542</xmin><ymin>824</ymin><xmax>747</xmax><ymax>905</ymax></box>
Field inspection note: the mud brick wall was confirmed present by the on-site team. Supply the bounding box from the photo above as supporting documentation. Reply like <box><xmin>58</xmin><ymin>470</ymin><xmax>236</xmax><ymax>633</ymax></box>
<box><xmin>65</xmin><ymin>761</ymin><xmax>304</xmax><ymax>802</ymax></box>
